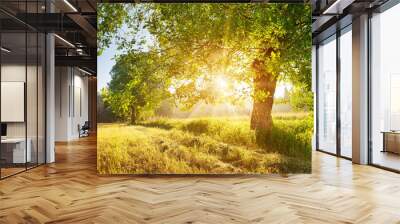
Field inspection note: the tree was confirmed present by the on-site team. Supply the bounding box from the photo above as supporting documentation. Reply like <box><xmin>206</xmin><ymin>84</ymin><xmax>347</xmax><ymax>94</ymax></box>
<box><xmin>98</xmin><ymin>3</ymin><xmax>311</xmax><ymax>133</ymax></box>
<box><xmin>102</xmin><ymin>51</ymin><xmax>169</xmax><ymax>123</ymax></box>
<box><xmin>97</xmin><ymin>4</ymin><xmax>132</xmax><ymax>55</ymax></box>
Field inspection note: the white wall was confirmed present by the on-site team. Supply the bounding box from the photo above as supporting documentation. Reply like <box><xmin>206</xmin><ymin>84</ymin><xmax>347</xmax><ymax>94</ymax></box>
<box><xmin>1</xmin><ymin>65</ymin><xmax>26</xmax><ymax>139</ymax></box>
<box><xmin>1</xmin><ymin>65</ymin><xmax>42</xmax><ymax>138</ymax></box>
<box><xmin>55</xmin><ymin>67</ymin><xmax>89</xmax><ymax>141</ymax></box>
<box><xmin>1</xmin><ymin>63</ymin><xmax>46</xmax><ymax>164</ymax></box>
<box><xmin>317</xmin><ymin>36</ymin><xmax>337</xmax><ymax>154</ymax></box>
<box><xmin>1</xmin><ymin>64</ymin><xmax>26</xmax><ymax>143</ymax></box>
<box><xmin>55</xmin><ymin>67</ymin><xmax>70</xmax><ymax>141</ymax></box>
<box><xmin>339</xmin><ymin>29</ymin><xmax>353</xmax><ymax>158</ymax></box>
<box><xmin>71</xmin><ymin>72</ymin><xmax>89</xmax><ymax>138</ymax></box>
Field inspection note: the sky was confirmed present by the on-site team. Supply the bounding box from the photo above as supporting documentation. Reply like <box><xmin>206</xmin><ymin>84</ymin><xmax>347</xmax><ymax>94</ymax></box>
<box><xmin>275</xmin><ymin>82</ymin><xmax>292</xmax><ymax>99</ymax></box>
<box><xmin>97</xmin><ymin>23</ymin><xmax>154</xmax><ymax>91</ymax></box>
<box><xmin>97</xmin><ymin>42</ymin><xmax>117</xmax><ymax>91</ymax></box>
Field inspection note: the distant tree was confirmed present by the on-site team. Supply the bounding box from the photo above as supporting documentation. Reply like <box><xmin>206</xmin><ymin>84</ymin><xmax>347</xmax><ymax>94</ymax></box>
<box><xmin>155</xmin><ymin>99</ymin><xmax>175</xmax><ymax>117</ymax></box>
<box><xmin>274</xmin><ymin>86</ymin><xmax>290</xmax><ymax>105</ymax></box>
<box><xmin>97</xmin><ymin>93</ymin><xmax>118</xmax><ymax>123</ymax></box>
<box><xmin>101</xmin><ymin>51</ymin><xmax>169</xmax><ymax>123</ymax></box>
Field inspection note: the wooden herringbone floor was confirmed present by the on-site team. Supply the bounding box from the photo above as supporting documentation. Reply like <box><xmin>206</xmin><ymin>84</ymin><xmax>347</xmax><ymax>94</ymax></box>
<box><xmin>1</xmin><ymin>136</ymin><xmax>400</xmax><ymax>224</ymax></box>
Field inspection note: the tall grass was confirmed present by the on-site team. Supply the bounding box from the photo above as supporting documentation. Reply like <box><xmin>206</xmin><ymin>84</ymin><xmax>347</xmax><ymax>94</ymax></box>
<box><xmin>98</xmin><ymin>114</ymin><xmax>312</xmax><ymax>174</ymax></box>
<box><xmin>140</xmin><ymin>114</ymin><xmax>312</xmax><ymax>159</ymax></box>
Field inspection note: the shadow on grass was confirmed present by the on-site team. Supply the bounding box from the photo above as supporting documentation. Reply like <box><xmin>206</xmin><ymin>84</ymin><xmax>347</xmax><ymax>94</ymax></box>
<box><xmin>139</xmin><ymin>117</ymin><xmax>312</xmax><ymax>158</ymax></box>
<box><xmin>138</xmin><ymin>119</ymin><xmax>175</xmax><ymax>130</ymax></box>
<box><xmin>256</xmin><ymin>125</ymin><xmax>311</xmax><ymax>160</ymax></box>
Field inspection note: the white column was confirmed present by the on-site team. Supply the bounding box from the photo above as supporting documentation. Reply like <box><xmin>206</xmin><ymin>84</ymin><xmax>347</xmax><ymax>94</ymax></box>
<box><xmin>46</xmin><ymin>32</ymin><xmax>55</xmax><ymax>163</ymax></box>
<box><xmin>55</xmin><ymin>67</ymin><xmax>74</xmax><ymax>141</ymax></box>
<box><xmin>352</xmin><ymin>14</ymin><xmax>369</xmax><ymax>164</ymax></box>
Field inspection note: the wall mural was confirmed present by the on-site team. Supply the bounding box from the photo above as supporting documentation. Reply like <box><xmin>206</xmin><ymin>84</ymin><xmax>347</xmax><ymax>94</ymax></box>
<box><xmin>97</xmin><ymin>3</ymin><xmax>312</xmax><ymax>174</ymax></box>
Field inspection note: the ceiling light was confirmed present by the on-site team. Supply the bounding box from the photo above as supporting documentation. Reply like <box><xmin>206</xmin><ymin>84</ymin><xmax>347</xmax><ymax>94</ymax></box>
<box><xmin>63</xmin><ymin>0</ymin><xmax>78</xmax><ymax>12</ymax></box>
<box><xmin>1</xmin><ymin>47</ymin><xmax>11</xmax><ymax>53</ymax></box>
<box><xmin>76</xmin><ymin>48</ymin><xmax>84</xmax><ymax>55</ymax></box>
<box><xmin>54</xmin><ymin>34</ymin><xmax>75</xmax><ymax>48</ymax></box>
<box><xmin>78</xmin><ymin>67</ymin><xmax>92</xmax><ymax>76</ymax></box>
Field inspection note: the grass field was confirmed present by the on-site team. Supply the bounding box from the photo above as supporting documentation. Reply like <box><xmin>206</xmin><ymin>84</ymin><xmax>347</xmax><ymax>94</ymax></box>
<box><xmin>97</xmin><ymin>113</ymin><xmax>312</xmax><ymax>174</ymax></box>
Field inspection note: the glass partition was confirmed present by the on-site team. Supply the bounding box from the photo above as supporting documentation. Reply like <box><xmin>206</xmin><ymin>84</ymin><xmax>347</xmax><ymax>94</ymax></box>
<box><xmin>1</xmin><ymin>31</ymin><xmax>28</xmax><ymax>177</ymax></box>
<box><xmin>27</xmin><ymin>31</ymin><xmax>38</xmax><ymax>169</ymax></box>
<box><xmin>371</xmin><ymin>3</ymin><xmax>400</xmax><ymax>171</ymax></box>
<box><xmin>317</xmin><ymin>35</ymin><xmax>337</xmax><ymax>154</ymax></box>
<box><xmin>339</xmin><ymin>26</ymin><xmax>352</xmax><ymax>158</ymax></box>
<box><xmin>0</xmin><ymin>2</ymin><xmax>46</xmax><ymax>179</ymax></box>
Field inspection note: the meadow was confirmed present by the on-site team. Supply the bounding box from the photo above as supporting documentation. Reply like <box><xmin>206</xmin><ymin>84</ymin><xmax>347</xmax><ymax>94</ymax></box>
<box><xmin>97</xmin><ymin>113</ymin><xmax>312</xmax><ymax>174</ymax></box>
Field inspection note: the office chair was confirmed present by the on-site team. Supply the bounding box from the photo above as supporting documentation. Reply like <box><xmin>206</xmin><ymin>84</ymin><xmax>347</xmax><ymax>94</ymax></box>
<box><xmin>79</xmin><ymin>121</ymin><xmax>90</xmax><ymax>138</ymax></box>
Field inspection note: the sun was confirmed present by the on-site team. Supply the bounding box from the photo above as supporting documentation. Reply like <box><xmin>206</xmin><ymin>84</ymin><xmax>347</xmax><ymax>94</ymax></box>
<box><xmin>215</xmin><ymin>76</ymin><xmax>229</xmax><ymax>90</ymax></box>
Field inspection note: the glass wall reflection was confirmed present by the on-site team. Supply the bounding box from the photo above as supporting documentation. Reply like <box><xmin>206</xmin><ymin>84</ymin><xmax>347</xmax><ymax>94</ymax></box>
<box><xmin>27</xmin><ymin>31</ymin><xmax>38</xmax><ymax>169</ymax></box>
<box><xmin>317</xmin><ymin>35</ymin><xmax>337</xmax><ymax>154</ymax></box>
<box><xmin>339</xmin><ymin>27</ymin><xmax>352</xmax><ymax>158</ymax></box>
<box><xmin>371</xmin><ymin>4</ymin><xmax>400</xmax><ymax>171</ymax></box>
<box><xmin>1</xmin><ymin>31</ymin><xmax>28</xmax><ymax>177</ymax></box>
<box><xmin>0</xmin><ymin>1</ymin><xmax>46</xmax><ymax>179</ymax></box>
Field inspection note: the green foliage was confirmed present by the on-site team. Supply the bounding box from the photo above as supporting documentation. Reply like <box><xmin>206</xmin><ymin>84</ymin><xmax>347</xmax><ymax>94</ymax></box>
<box><xmin>101</xmin><ymin>51</ymin><xmax>170</xmax><ymax>123</ymax></box>
<box><xmin>289</xmin><ymin>86</ymin><xmax>314</xmax><ymax>111</ymax></box>
<box><xmin>98</xmin><ymin>114</ymin><xmax>312</xmax><ymax>174</ymax></box>
<box><xmin>97</xmin><ymin>3</ymin><xmax>312</xmax><ymax>108</ymax></box>
<box><xmin>97</xmin><ymin>3</ymin><xmax>132</xmax><ymax>55</ymax></box>
<box><xmin>148</xmin><ymin>3</ymin><xmax>311</xmax><ymax>105</ymax></box>
<box><xmin>257</xmin><ymin>115</ymin><xmax>313</xmax><ymax>159</ymax></box>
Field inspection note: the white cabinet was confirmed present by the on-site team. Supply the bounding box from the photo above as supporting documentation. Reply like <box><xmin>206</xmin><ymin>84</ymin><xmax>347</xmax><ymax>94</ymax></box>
<box><xmin>1</xmin><ymin>138</ymin><xmax>32</xmax><ymax>163</ymax></box>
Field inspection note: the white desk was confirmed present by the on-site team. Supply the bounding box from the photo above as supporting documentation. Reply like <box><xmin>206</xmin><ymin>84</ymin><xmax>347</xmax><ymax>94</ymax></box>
<box><xmin>1</xmin><ymin>138</ymin><xmax>31</xmax><ymax>163</ymax></box>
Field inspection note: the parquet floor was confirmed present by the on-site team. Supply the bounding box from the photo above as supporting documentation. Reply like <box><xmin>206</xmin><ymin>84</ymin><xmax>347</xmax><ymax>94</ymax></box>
<box><xmin>0</xmin><ymin>136</ymin><xmax>400</xmax><ymax>223</ymax></box>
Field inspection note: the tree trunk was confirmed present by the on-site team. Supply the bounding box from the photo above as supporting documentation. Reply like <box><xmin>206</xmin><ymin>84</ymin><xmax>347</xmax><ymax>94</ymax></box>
<box><xmin>250</xmin><ymin>59</ymin><xmax>277</xmax><ymax>133</ymax></box>
<box><xmin>130</xmin><ymin>106</ymin><xmax>137</xmax><ymax>124</ymax></box>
